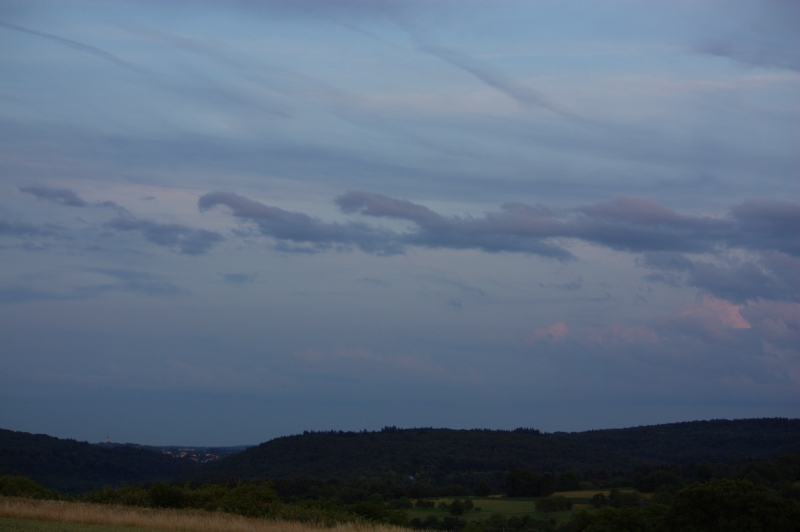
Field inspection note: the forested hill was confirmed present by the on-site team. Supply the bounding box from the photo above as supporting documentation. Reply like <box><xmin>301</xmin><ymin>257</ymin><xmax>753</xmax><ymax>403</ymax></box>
<box><xmin>0</xmin><ymin>428</ymin><xmax>197</xmax><ymax>493</ymax></box>
<box><xmin>559</xmin><ymin>418</ymin><xmax>800</xmax><ymax>463</ymax></box>
<box><xmin>185</xmin><ymin>418</ymin><xmax>800</xmax><ymax>486</ymax></box>
<box><xmin>184</xmin><ymin>427</ymin><xmax>634</xmax><ymax>487</ymax></box>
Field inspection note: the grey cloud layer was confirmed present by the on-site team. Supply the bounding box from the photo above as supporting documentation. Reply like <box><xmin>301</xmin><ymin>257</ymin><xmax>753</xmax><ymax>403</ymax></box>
<box><xmin>104</xmin><ymin>218</ymin><xmax>223</xmax><ymax>256</ymax></box>
<box><xmin>199</xmin><ymin>192</ymin><xmax>402</xmax><ymax>255</ymax></box>
<box><xmin>0</xmin><ymin>220</ymin><xmax>43</xmax><ymax>237</ymax></box>
<box><xmin>201</xmin><ymin>191</ymin><xmax>800</xmax><ymax>304</ymax></box>
<box><xmin>20</xmin><ymin>186</ymin><xmax>88</xmax><ymax>207</ymax></box>
<box><xmin>16</xmin><ymin>186</ymin><xmax>224</xmax><ymax>255</ymax></box>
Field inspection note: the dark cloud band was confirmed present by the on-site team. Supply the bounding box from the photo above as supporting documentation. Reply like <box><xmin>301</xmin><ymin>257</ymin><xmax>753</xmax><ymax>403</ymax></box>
<box><xmin>201</xmin><ymin>190</ymin><xmax>800</xmax><ymax>304</ymax></box>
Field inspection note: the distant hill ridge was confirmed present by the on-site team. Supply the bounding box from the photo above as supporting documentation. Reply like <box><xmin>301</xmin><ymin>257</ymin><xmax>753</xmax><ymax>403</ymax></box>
<box><xmin>184</xmin><ymin>418</ymin><xmax>800</xmax><ymax>487</ymax></box>
<box><xmin>0</xmin><ymin>427</ymin><xmax>197</xmax><ymax>493</ymax></box>
<box><xmin>3</xmin><ymin>418</ymin><xmax>798</xmax><ymax>493</ymax></box>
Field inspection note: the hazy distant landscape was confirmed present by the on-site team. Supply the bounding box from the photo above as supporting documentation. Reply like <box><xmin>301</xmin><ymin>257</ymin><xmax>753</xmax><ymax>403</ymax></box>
<box><xmin>3</xmin><ymin>419</ymin><xmax>800</xmax><ymax>530</ymax></box>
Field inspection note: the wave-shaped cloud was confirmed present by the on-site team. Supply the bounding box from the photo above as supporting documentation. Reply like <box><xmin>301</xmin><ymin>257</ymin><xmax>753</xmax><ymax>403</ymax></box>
<box><xmin>201</xmin><ymin>190</ymin><xmax>800</xmax><ymax>305</ymax></box>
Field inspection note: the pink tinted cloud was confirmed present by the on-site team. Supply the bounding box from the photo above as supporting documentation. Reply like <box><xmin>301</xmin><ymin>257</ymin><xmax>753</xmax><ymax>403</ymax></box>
<box><xmin>532</xmin><ymin>321</ymin><xmax>570</xmax><ymax>342</ymax></box>
<box><xmin>677</xmin><ymin>294</ymin><xmax>751</xmax><ymax>329</ymax></box>
<box><xmin>740</xmin><ymin>300</ymin><xmax>800</xmax><ymax>345</ymax></box>
<box><xmin>655</xmin><ymin>293</ymin><xmax>751</xmax><ymax>344</ymax></box>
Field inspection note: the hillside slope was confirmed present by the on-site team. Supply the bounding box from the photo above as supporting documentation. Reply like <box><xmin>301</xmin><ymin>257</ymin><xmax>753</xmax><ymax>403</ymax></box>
<box><xmin>185</xmin><ymin>419</ymin><xmax>800</xmax><ymax>487</ymax></box>
<box><xmin>561</xmin><ymin>418</ymin><xmax>800</xmax><ymax>463</ymax></box>
<box><xmin>185</xmin><ymin>427</ymin><xmax>633</xmax><ymax>487</ymax></box>
<box><xmin>0</xmin><ymin>428</ymin><xmax>197</xmax><ymax>493</ymax></box>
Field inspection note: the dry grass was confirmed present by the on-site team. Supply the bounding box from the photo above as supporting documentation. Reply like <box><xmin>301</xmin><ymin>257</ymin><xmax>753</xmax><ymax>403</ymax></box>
<box><xmin>0</xmin><ymin>498</ymin><xmax>404</xmax><ymax>532</ymax></box>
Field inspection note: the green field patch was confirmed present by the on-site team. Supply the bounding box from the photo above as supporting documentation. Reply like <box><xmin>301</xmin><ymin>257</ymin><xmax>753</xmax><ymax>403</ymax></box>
<box><xmin>409</xmin><ymin>496</ymin><xmax>588</xmax><ymax>525</ymax></box>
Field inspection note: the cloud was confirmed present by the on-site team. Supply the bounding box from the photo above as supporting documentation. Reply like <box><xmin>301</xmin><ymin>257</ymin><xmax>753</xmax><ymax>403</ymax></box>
<box><xmin>0</xmin><ymin>21</ymin><xmax>143</xmax><ymax>72</ymax></box>
<box><xmin>654</xmin><ymin>294</ymin><xmax>751</xmax><ymax>344</ymax></box>
<box><xmin>695</xmin><ymin>38</ymin><xmax>800</xmax><ymax>72</ymax></box>
<box><xmin>84</xmin><ymin>269</ymin><xmax>188</xmax><ymax>297</ymax></box>
<box><xmin>414</xmin><ymin>41</ymin><xmax>564</xmax><ymax>115</ymax></box>
<box><xmin>104</xmin><ymin>217</ymin><xmax>223</xmax><ymax>255</ymax></box>
<box><xmin>336</xmin><ymin>191</ymin><xmax>573</xmax><ymax>258</ymax></box>
<box><xmin>691</xmin><ymin>1</ymin><xmax>800</xmax><ymax>71</ymax></box>
<box><xmin>0</xmin><ymin>220</ymin><xmax>43</xmax><ymax>237</ymax></box>
<box><xmin>201</xmin><ymin>190</ymin><xmax>800</xmax><ymax>303</ymax></box>
<box><xmin>199</xmin><ymin>191</ymin><xmax>402</xmax><ymax>255</ymax></box>
<box><xmin>730</xmin><ymin>198</ymin><xmax>800</xmax><ymax>257</ymax></box>
<box><xmin>642</xmin><ymin>251</ymin><xmax>800</xmax><ymax>304</ymax></box>
<box><xmin>573</xmin><ymin>196</ymin><xmax>730</xmax><ymax>253</ymax></box>
<box><xmin>20</xmin><ymin>186</ymin><xmax>88</xmax><ymax>207</ymax></box>
<box><xmin>532</xmin><ymin>321</ymin><xmax>569</xmax><ymax>342</ymax></box>
<box><xmin>741</xmin><ymin>300</ymin><xmax>800</xmax><ymax>347</ymax></box>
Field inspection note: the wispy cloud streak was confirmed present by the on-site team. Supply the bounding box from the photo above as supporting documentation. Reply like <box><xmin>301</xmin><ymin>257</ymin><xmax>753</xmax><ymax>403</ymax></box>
<box><xmin>0</xmin><ymin>21</ymin><xmax>143</xmax><ymax>72</ymax></box>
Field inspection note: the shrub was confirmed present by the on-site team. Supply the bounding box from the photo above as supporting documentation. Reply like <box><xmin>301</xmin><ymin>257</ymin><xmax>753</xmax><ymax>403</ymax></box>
<box><xmin>590</xmin><ymin>493</ymin><xmax>606</xmax><ymax>508</ymax></box>
<box><xmin>388</xmin><ymin>496</ymin><xmax>413</xmax><ymax>509</ymax></box>
<box><xmin>607</xmin><ymin>489</ymin><xmax>643</xmax><ymax>508</ymax></box>
<box><xmin>148</xmin><ymin>482</ymin><xmax>186</xmax><ymax>509</ymax></box>
<box><xmin>535</xmin><ymin>495</ymin><xmax>572</xmax><ymax>514</ymax></box>
<box><xmin>0</xmin><ymin>476</ymin><xmax>54</xmax><ymax>499</ymax></box>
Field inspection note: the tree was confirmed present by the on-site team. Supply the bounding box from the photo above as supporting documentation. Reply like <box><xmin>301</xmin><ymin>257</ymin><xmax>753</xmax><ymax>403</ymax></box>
<box><xmin>557</xmin><ymin>471</ymin><xmax>581</xmax><ymax>491</ymax></box>
<box><xmin>474</xmin><ymin>480</ymin><xmax>491</xmax><ymax>497</ymax></box>
<box><xmin>635</xmin><ymin>470</ymin><xmax>683</xmax><ymax>493</ymax></box>
<box><xmin>664</xmin><ymin>479</ymin><xmax>800</xmax><ymax>532</ymax></box>
<box><xmin>0</xmin><ymin>476</ymin><xmax>55</xmax><ymax>499</ymax></box>
<box><xmin>539</xmin><ymin>473</ymin><xmax>555</xmax><ymax>497</ymax></box>
<box><xmin>591</xmin><ymin>493</ymin><xmax>607</xmax><ymax>508</ymax></box>
<box><xmin>536</xmin><ymin>495</ymin><xmax>572</xmax><ymax>516</ymax></box>
<box><xmin>148</xmin><ymin>482</ymin><xmax>186</xmax><ymax>509</ymax></box>
<box><xmin>449</xmin><ymin>498</ymin><xmax>465</xmax><ymax>515</ymax></box>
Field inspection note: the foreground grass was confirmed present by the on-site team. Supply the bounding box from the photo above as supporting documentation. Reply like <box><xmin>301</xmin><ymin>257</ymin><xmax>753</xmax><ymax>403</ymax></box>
<box><xmin>1</xmin><ymin>516</ymin><xmax>155</xmax><ymax>532</ymax></box>
<box><xmin>0</xmin><ymin>498</ymin><xmax>404</xmax><ymax>532</ymax></box>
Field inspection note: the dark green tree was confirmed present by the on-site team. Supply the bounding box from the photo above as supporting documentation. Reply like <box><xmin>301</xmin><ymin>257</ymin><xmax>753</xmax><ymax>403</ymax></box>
<box><xmin>556</xmin><ymin>471</ymin><xmax>581</xmax><ymax>491</ymax></box>
<box><xmin>473</xmin><ymin>480</ymin><xmax>491</xmax><ymax>497</ymax></box>
<box><xmin>536</xmin><ymin>495</ymin><xmax>572</xmax><ymax>516</ymax></box>
<box><xmin>664</xmin><ymin>479</ymin><xmax>800</xmax><ymax>532</ymax></box>
<box><xmin>148</xmin><ymin>482</ymin><xmax>186</xmax><ymax>508</ymax></box>
<box><xmin>539</xmin><ymin>473</ymin><xmax>555</xmax><ymax>497</ymax></box>
<box><xmin>505</xmin><ymin>469</ymin><xmax>540</xmax><ymax>497</ymax></box>
<box><xmin>449</xmin><ymin>498</ymin><xmax>465</xmax><ymax>515</ymax></box>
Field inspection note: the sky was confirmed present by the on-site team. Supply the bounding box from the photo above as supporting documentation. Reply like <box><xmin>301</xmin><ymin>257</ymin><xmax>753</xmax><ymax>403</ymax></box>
<box><xmin>0</xmin><ymin>0</ymin><xmax>798</xmax><ymax>446</ymax></box>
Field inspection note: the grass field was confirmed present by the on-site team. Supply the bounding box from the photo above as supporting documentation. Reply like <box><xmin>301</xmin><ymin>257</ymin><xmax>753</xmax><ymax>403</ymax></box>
<box><xmin>408</xmin><ymin>491</ymin><xmax>615</xmax><ymax>525</ymax></box>
<box><xmin>0</xmin><ymin>498</ymin><xmax>402</xmax><ymax>532</ymax></box>
<box><xmin>1</xmin><ymin>491</ymin><xmax>629</xmax><ymax>531</ymax></box>
<box><xmin>0</xmin><ymin>517</ymin><xmax>159</xmax><ymax>532</ymax></box>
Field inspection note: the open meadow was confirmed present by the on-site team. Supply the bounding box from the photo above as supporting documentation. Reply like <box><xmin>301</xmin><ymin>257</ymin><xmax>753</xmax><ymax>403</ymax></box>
<box><xmin>0</xmin><ymin>498</ymin><xmax>405</xmax><ymax>532</ymax></box>
<box><xmin>408</xmin><ymin>491</ymin><xmax>617</xmax><ymax>525</ymax></box>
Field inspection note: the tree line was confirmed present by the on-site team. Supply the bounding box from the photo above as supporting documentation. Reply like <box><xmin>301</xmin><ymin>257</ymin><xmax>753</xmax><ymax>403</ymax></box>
<box><xmin>3</xmin><ymin>453</ymin><xmax>799</xmax><ymax>531</ymax></box>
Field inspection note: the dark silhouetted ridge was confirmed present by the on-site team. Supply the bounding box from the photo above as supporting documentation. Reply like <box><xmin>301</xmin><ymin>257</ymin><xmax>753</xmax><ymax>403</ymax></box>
<box><xmin>0</xmin><ymin>427</ymin><xmax>197</xmax><ymax>493</ymax></box>
<box><xmin>184</xmin><ymin>419</ymin><xmax>800</xmax><ymax>486</ymax></box>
